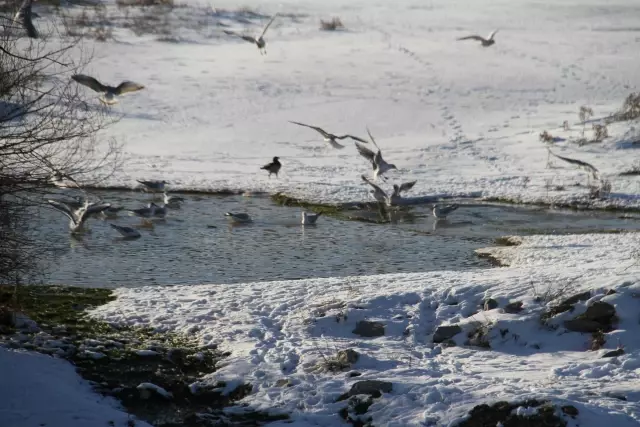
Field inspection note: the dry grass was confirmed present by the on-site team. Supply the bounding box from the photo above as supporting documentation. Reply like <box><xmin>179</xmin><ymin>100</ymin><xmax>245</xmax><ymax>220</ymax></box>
<box><xmin>539</xmin><ymin>130</ymin><xmax>554</xmax><ymax>143</ymax></box>
<box><xmin>320</xmin><ymin>17</ymin><xmax>344</xmax><ymax>31</ymax></box>
<box><xmin>615</xmin><ymin>93</ymin><xmax>640</xmax><ymax>121</ymax></box>
<box><xmin>592</xmin><ymin>124</ymin><xmax>609</xmax><ymax>142</ymax></box>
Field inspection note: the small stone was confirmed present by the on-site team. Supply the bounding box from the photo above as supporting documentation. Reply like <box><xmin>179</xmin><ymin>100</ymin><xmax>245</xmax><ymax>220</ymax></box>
<box><xmin>564</xmin><ymin>319</ymin><xmax>604</xmax><ymax>333</ymax></box>
<box><xmin>347</xmin><ymin>380</ymin><xmax>392</xmax><ymax>398</ymax></box>
<box><xmin>433</xmin><ymin>325</ymin><xmax>462</xmax><ymax>343</ymax></box>
<box><xmin>482</xmin><ymin>298</ymin><xmax>499</xmax><ymax>311</ymax></box>
<box><xmin>561</xmin><ymin>405</ymin><xmax>579</xmax><ymax>417</ymax></box>
<box><xmin>337</xmin><ymin>349</ymin><xmax>359</xmax><ymax>365</ymax></box>
<box><xmin>352</xmin><ymin>321</ymin><xmax>385</xmax><ymax>337</ymax></box>
<box><xmin>602</xmin><ymin>348</ymin><xmax>625</xmax><ymax>358</ymax></box>
<box><xmin>583</xmin><ymin>301</ymin><xmax>616</xmax><ymax>323</ymax></box>
<box><xmin>605</xmin><ymin>289</ymin><xmax>616</xmax><ymax>296</ymax></box>
<box><xmin>561</xmin><ymin>291</ymin><xmax>591</xmax><ymax>306</ymax></box>
<box><xmin>347</xmin><ymin>371</ymin><xmax>362</xmax><ymax>378</ymax></box>
<box><xmin>504</xmin><ymin>301</ymin><xmax>523</xmax><ymax>314</ymax></box>
<box><xmin>275</xmin><ymin>379</ymin><xmax>292</xmax><ymax>387</ymax></box>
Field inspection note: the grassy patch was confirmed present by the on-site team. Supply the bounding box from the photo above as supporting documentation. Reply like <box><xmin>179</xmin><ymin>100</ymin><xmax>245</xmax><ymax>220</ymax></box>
<box><xmin>0</xmin><ymin>285</ymin><xmax>288</xmax><ymax>426</ymax></box>
<box><xmin>456</xmin><ymin>399</ymin><xmax>574</xmax><ymax>427</ymax></box>
<box><xmin>494</xmin><ymin>236</ymin><xmax>522</xmax><ymax>247</ymax></box>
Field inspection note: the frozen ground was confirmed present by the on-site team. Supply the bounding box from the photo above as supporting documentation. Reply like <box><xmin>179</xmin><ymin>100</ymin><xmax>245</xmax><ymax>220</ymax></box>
<box><xmin>91</xmin><ymin>231</ymin><xmax>640</xmax><ymax>426</ymax></box>
<box><xmin>45</xmin><ymin>0</ymin><xmax>640</xmax><ymax>206</ymax></box>
<box><xmin>0</xmin><ymin>347</ymin><xmax>152</xmax><ymax>427</ymax></box>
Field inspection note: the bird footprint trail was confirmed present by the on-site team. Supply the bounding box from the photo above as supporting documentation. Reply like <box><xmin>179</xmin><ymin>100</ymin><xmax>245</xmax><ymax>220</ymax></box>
<box><xmin>378</xmin><ymin>29</ymin><xmax>508</xmax><ymax>175</ymax></box>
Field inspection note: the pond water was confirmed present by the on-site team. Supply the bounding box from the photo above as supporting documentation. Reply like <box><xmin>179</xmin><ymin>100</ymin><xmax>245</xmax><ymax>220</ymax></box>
<box><xmin>28</xmin><ymin>189</ymin><xmax>640</xmax><ymax>288</ymax></box>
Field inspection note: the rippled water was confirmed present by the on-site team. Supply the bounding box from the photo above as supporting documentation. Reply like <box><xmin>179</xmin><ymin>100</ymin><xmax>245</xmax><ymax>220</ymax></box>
<box><xmin>28</xmin><ymin>190</ymin><xmax>640</xmax><ymax>287</ymax></box>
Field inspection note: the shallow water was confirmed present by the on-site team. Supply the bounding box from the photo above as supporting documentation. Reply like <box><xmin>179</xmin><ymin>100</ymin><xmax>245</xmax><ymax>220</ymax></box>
<box><xmin>29</xmin><ymin>190</ymin><xmax>640</xmax><ymax>288</ymax></box>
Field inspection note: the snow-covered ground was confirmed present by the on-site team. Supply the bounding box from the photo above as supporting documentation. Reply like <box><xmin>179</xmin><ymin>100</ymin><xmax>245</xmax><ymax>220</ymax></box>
<box><xmin>0</xmin><ymin>347</ymin><xmax>152</xmax><ymax>427</ymax></box>
<box><xmin>51</xmin><ymin>0</ymin><xmax>640</xmax><ymax>206</ymax></box>
<box><xmin>90</xmin><ymin>231</ymin><xmax>640</xmax><ymax>426</ymax></box>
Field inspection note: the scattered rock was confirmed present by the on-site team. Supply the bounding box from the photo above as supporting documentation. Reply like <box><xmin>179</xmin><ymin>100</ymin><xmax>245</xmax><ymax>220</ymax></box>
<box><xmin>457</xmin><ymin>399</ymin><xmax>568</xmax><ymax>427</ymax></box>
<box><xmin>466</xmin><ymin>325</ymin><xmax>491</xmax><ymax>349</ymax></box>
<box><xmin>562</xmin><ymin>291</ymin><xmax>591</xmax><ymax>306</ymax></box>
<box><xmin>347</xmin><ymin>371</ymin><xmax>362</xmax><ymax>378</ymax></box>
<box><xmin>337</xmin><ymin>349</ymin><xmax>360</xmax><ymax>366</ymax></box>
<box><xmin>483</xmin><ymin>298</ymin><xmax>499</xmax><ymax>311</ymax></box>
<box><xmin>561</xmin><ymin>405</ymin><xmax>579</xmax><ymax>417</ymax></box>
<box><xmin>583</xmin><ymin>301</ymin><xmax>616</xmax><ymax>323</ymax></box>
<box><xmin>563</xmin><ymin>319</ymin><xmax>604</xmax><ymax>333</ymax></box>
<box><xmin>602</xmin><ymin>348</ymin><xmax>625</xmax><ymax>358</ymax></box>
<box><xmin>565</xmin><ymin>301</ymin><xmax>617</xmax><ymax>333</ymax></box>
<box><xmin>352</xmin><ymin>321</ymin><xmax>385</xmax><ymax>338</ymax></box>
<box><xmin>337</xmin><ymin>380</ymin><xmax>393</xmax><ymax>401</ymax></box>
<box><xmin>433</xmin><ymin>325</ymin><xmax>462</xmax><ymax>343</ymax></box>
<box><xmin>275</xmin><ymin>378</ymin><xmax>292</xmax><ymax>388</ymax></box>
<box><xmin>605</xmin><ymin>289</ymin><xmax>616</xmax><ymax>296</ymax></box>
<box><xmin>504</xmin><ymin>301</ymin><xmax>524</xmax><ymax>314</ymax></box>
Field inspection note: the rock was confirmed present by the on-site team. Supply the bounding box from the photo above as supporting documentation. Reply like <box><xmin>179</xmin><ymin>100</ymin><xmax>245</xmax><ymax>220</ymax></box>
<box><xmin>337</xmin><ymin>349</ymin><xmax>360</xmax><ymax>365</ymax></box>
<box><xmin>347</xmin><ymin>371</ymin><xmax>362</xmax><ymax>378</ymax></box>
<box><xmin>564</xmin><ymin>319</ymin><xmax>604</xmax><ymax>333</ymax></box>
<box><xmin>433</xmin><ymin>325</ymin><xmax>462</xmax><ymax>343</ymax></box>
<box><xmin>504</xmin><ymin>301</ymin><xmax>523</xmax><ymax>314</ymax></box>
<box><xmin>352</xmin><ymin>321</ymin><xmax>385</xmax><ymax>337</ymax></box>
<box><xmin>561</xmin><ymin>405</ymin><xmax>579</xmax><ymax>417</ymax></box>
<box><xmin>583</xmin><ymin>301</ymin><xmax>616</xmax><ymax>323</ymax></box>
<box><xmin>602</xmin><ymin>348</ymin><xmax>625</xmax><ymax>358</ymax></box>
<box><xmin>605</xmin><ymin>289</ymin><xmax>616</xmax><ymax>296</ymax></box>
<box><xmin>346</xmin><ymin>380</ymin><xmax>392</xmax><ymax>398</ymax></box>
<box><xmin>483</xmin><ymin>298</ymin><xmax>499</xmax><ymax>311</ymax></box>
<box><xmin>275</xmin><ymin>378</ymin><xmax>292</xmax><ymax>387</ymax></box>
<box><xmin>561</xmin><ymin>291</ymin><xmax>591</xmax><ymax>306</ymax></box>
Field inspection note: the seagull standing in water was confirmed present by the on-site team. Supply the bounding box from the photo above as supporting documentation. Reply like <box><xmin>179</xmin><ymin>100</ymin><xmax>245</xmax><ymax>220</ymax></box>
<box><xmin>102</xmin><ymin>206</ymin><xmax>125</xmax><ymax>219</ymax></box>
<box><xmin>432</xmin><ymin>204</ymin><xmax>459</xmax><ymax>219</ymax></box>
<box><xmin>137</xmin><ymin>180</ymin><xmax>169</xmax><ymax>193</ymax></box>
<box><xmin>128</xmin><ymin>204</ymin><xmax>156</xmax><ymax>225</ymax></box>
<box><xmin>457</xmin><ymin>29</ymin><xmax>499</xmax><ymax>47</ymax></box>
<box><xmin>109</xmin><ymin>224</ymin><xmax>141</xmax><ymax>239</ymax></box>
<box><xmin>223</xmin><ymin>13</ymin><xmax>278</xmax><ymax>55</ymax></box>
<box><xmin>261</xmin><ymin>157</ymin><xmax>281</xmax><ymax>178</ymax></box>
<box><xmin>71</xmin><ymin>74</ymin><xmax>145</xmax><ymax>105</ymax></box>
<box><xmin>302</xmin><ymin>211</ymin><xmax>322</xmax><ymax>225</ymax></box>
<box><xmin>13</xmin><ymin>0</ymin><xmax>38</xmax><ymax>39</ymax></box>
<box><xmin>288</xmin><ymin>121</ymin><xmax>369</xmax><ymax>149</ymax></box>
<box><xmin>163</xmin><ymin>192</ymin><xmax>185</xmax><ymax>208</ymax></box>
<box><xmin>225</xmin><ymin>212</ymin><xmax>252</xmax><ymax>224</ymax></box>
<box><xmin>389</xmin><ymin>180</ymin><xmax>417</xmax><ymax>205</ymax></box>
<box><xmin>355</xmin><ymin>128</ymin><xmax>398</xmax><ymax>181</ymax></box>
<box><xmin>47</xmin><ymin>199</ymin><xmax>111</xmax><ymax>235</ymax></box>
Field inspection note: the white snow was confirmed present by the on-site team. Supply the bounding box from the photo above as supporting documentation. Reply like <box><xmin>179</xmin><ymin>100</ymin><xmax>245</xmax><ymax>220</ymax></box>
<box><xmin>90</xmin><ymin>231</ymin><xmax>640</xmax><ymax>426</ymax></box>
<box><xmin>137</xmin><ymin>382</ymin><xmax>173</xmax><ymax>399</ymax></box>
<box><xmin>0</xmin><ymin>347</ymin><xmax>152</xmax><ymax>427</ymax></box>
<box><xmin>51</xmin><ymin>0</ymin><xmax>640</xmax><ymax>207</ymax></box>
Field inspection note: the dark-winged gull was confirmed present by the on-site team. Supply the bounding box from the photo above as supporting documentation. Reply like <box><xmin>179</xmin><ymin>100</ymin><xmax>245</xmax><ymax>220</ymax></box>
<box><xmin>110</xmin><ymin>224</ymin><xmax>141</xmax><ymax>239</ymax></box>
<box><xmin>432</xmin><ymin>203</ymin><xmax>459</xmax><ymax>219</ymax></box>
<box><xmin>261</xmin><ymin>156</ymin><xmax>281</xmax><ymax>178</ymax></box>
<box><xmin>223</xmin><ymin>13</ymin><xmax>278</xmax><ymax>55</ymax></box>
<box><xmin>355</xmin><ymin>128</ymin><xmax>398</xmax><ymax>180</ymax></box>
<box><xmin>71</xmin><ymin>74</ymin><xmax>145</xmax><ymax>105</ymax></box>
<box><xmin>289</xmin><ymin>121</ymin><xmax>369</xmax><ymax>149</ymax></box>
<box><xmin>225</xmin><ymin>212</ymin><xmax>252</xmax><ymax>224</ymax></box>
<box><xmin>457</xmin><ymin>29</ymin><xmax>498</xmax><ymax>47</ymax></box>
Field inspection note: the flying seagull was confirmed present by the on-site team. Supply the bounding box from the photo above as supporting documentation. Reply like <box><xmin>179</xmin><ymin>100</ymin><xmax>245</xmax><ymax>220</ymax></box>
<box><xmin>71</xmin><ymin>74</ymin><xmax>145</xmax><ymax>105</ymax></box>
<box><xmin>355</xmin><ymin>128</ymin><xmax>398</xmax><ymax>180</ymax></box>
<box><xmin>47</xmin><ymin>199</ymin><xmax>111</xmax><ymax>235</ymax></box>
<box><xmin>223</xmin><ymin>13</ymin><xmax>278</xmax><ymax>55</ymax></box>
<box><xmin>13</xmin><ymin>0</ymin><xmax>38</xmax><ymax>39</ymax></box>
<box><xmin>547</xmin><ymin>148</ymin><xmax>599</xmax><ymax>181</ymax></box>
<box><xmin>137</xmin><ymin>180</ymin><xmax>168</xmax><ymax>193</ymax></box>
<box><xmin>110</xmin><ymin>224</ymin><xmax>141</xmax><ymax>239</ymax></box>
<box><xmin>302</xmin><ymin>211</ymin><xmax>322</xmax><ymax>225</ymax></box>
<box><xmin>432</xmin><ymin>203</ymin><xmax>459</xmax><ymax>219</ymax></box>
<box><xmin>457</xmin><ymin>29</ymin><xmax>498</xmax><ymax>47</ymax></box>
<box><xmin>288</xmin><ymin>121</ymin><xmax>369</xmax><ymax>149</ymax></box>
<box><xmin>389</xmin><ymin>180</ymin><xmax>417</xmax><ymax>205</ymax></box>
<box><xmin>361</xmin><ymin>175</ymin><xmax>389</xmax><ymax>205</ymax></box>
<box><xmin>225</xmin><ymin>212</ymin><xmax>252</xmax><ymax>224</ymax></box>
<box><xmin>261</xmin><ymin>156</ymin><xmax>281</xmax><ymax>178</ymax></box>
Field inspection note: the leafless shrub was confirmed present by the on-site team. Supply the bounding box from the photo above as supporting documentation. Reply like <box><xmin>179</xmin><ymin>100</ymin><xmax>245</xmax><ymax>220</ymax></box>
<box><xmin>125</xmin><ymin>6</ymin><xmax>173</xmax><ymax>37</ymax></box>
<box><xmin>592</xmin><ymin>124</ymin><xmax>608</xmax><ymax>142</ymax></box>
<box><xmin>615</xmin><ymin>93</ymin><xmax>640</xmax><ymax>122</ymax></box>
<box><xmin>579</xmin><ymin>105</ymin><xmax>593</xmax><ymax>137</ymax></box>
<box><xmin>60</xmin><ymin>5</ymin><xmax>114</xmax><ymax>41</ymax></box>
<box><xmin>562</xmin><ymin>120</ymin><xmax>569</xmax><ymax>131</ymax></box>
<box><xmin>531</xmin><ymin>282</ymin><xmax>571</xmax><ymax>305</ymax></box>
<box><xmin>320</xmin><ymin>17</ymin><xmax>344</xmax><ymax>31</ymax></box>
<box><xmin>539</xmin><ymin>130</ymin><xmax>554</xmax><ymax>143</ymax></box>
<box><xmin>588</xmin><ymin>179</ymin><xmax>612</xmax><ymax>200</ymax></box>
<box><xmin>590</xmin><ymin>330</ymin><xmax>606</xmax><ymax>351</ymax></box>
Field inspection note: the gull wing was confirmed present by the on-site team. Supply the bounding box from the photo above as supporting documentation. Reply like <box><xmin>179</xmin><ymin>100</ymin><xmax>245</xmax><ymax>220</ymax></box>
<box><xmin>366</xmin><ymin>127</ymin><xmax>381</xmax><ymax>151</ymax></box>
<box><xmin>47</xmin><ymin>199</ymin><xmax>78</xmax><ymax>224</ymax></box>
<box><xmin>487</xmin><ymin>29</ymin><xmax>499</xmax><ymax>40</ymax></box>
<box><xmin>398</xmin><ymin>180</ymin><xmax>417</xmax><ymax>193</ymax></box>
<box><xmin>289</xmin><ymin>121</ymin><xmax>330</xmax><ymax>138</ymax></box>
<box><xmin>72</xmin><ymin>74</ymin><xmax>108</xmax><ymax>93</ymax></box>
<box><xmin>355</xmin><ymin>142</ymin><xmax>376</xmax><ymax>166</ymax></box>
<box><xmin>457</xmin><ymin>35</ymin><xmax>484</xmax><ymax>42</ymax></box>
<box><xmin>340</xmin><ymin>135</ymin><xmax>369</xmax><ymax>143</ymax></box>
<box><xmin>259</xmin><ymin>13</ymin><xmax>278</xmax><ymax>39</ymax></box>
<box><xmin>223</xmin><ymin>29</ymin><xmax>256</xmax><ymax>44</ymax></box>
<box><xmin>18</xmin><ymin>0</ymin><xmax>37</xmax><ymax>39</ymax></box>
<box><xmin>361</xmin><ymin>175</ymin><xmax>387</xmax><ymax>198</ymax></box>
<box><xmin>114</xmin><ymin>81</ymin><xmax>145</xmax><ymax>95</ymax></box>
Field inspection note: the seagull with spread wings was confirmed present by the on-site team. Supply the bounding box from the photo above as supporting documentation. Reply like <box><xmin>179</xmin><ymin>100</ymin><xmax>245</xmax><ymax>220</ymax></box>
<box><xmin>355</xmin><ymin>128</ymin><xmax>398</xmax><ymax>181</ymax></box>
<box><xmin>223</xmin><ymin>13</ymin><xmax>278</xmax><ymax>55</ymax></box>
<box><xmin>71</xmin><ymin>74</ymin><xmax>145</xmax><ymax>105</ymax></box>
<box><xmin>389</xmin><ymin>180</ymin><xmax>417</xmax><ymax>205</ymax></box>
<box><xmin>47</xmin><ymin>199</ymin><xmax>111</xmax><ymax>235</ymax></box>
<box><xmin>289</xmin><ymin>121</ymin><xmax>368</xmax><ymax>149</ymax></box>
<box><xmin>457</xmin><ymin>29</ymin><xmax>498</xmax><ymax>47</ymax></box>
<box><xmin>13</xmin><ymin>0</ymin><xmax>38</xmax><ymax>39</ymax></box>
<box><xmin>361</xmin><ymin>175</ymin><xmax>417</xmax><ymax>206</ymax></box>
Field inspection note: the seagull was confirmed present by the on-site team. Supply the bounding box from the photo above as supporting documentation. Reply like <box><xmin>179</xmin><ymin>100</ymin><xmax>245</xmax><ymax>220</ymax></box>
<box><xmin>389</xmin><ymin>180</ymin><xmax>417</xmax><ymax>205</ymax></box>
<box><xmin>13</xmin><ymin>0</ymin><xmax>38</xmax><ymax>39</ymax></box>
<box><xmin>261</xmin><ymin>157</ymin><xmax>281</xmax><ymax>178</ymax></box>
<box><xmin>101</xmin><ymin>206</ymin><xmax>125</xmax><ymax>219</ymax></box>
<box><xmin>302</xmin><ymin>211</ymin><xmax>322</xmax><ymax>225</ymax></box>
<box><xmin>47</xmin><ymin>199</ymin><xmax>111</xmax><ymax>235</ymax></box>
<box><xmin>71</xmin><ymin>74</ymin><xmax>145</xmax><ymax>105</ymax></box>
<box><xmin>109</xmin><ymin>224</ymin><xmax>141</xmax><ymax>239</ymax></box>
<box><xmin>225</xmin><ymin>212</ymin><xmax>252</xmax><ymax>224</ymax></box>
<box><xmin>432</xmin><ymin>204</ymin><xmax>459</xmax><ymax>219</ymax></box>
<box><xmin>288</xmin><ymin>121</ymin><xmax>369</xmax><ymax>149</ymax></box>
<box><xmin>361</xmin><ymin>175</ymin><xmax>389</xmax><ymax>205</ymax></box>
<box><xmin>137</xmin><ymin>180</ymin><xmax>168</xmax><ymax>193</ymax></box>
<box><xmin>163</xmin><ymin>192</ymin><xmax>185</xmax><ymax>208</ymax></box>
<box><xmin>148</xmin><ymin>202</ymin><xmax>167</xmax><ymax>219</ymax></box>
<box><xmin>223</xmin><ymin>13</ymin><xmax>278</xmax><ymax>55</ymax></box>
<box><xmin>457</xmin><ymin>29</ymin><xmax>498</xmax><ymax>47</ymax></box>
<box><xmin>49</xmin><ymin>195</ymin><xmax>86</xmax><ymax>211</ymax></box>
<box><xmin>355</xmin><ymin>128</ymin><xmax>398</xmax><ymax>180</ymax></box>
<box><xmin>128</xmin><ymin>204</ymin><xmax>156</xmax><ymax>224</ymax></box>
<box><xmin>547</xmin><ymin>148</ymin><xmax>599</xmax><ymax>181</ymax></box>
